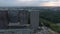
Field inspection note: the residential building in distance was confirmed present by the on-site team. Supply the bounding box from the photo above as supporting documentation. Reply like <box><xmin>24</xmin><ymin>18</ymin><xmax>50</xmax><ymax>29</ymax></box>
<box><xmin>30</xmin><ymin>10</ymin><xmax>39</xmax><ymax>31</ymax></box>
<box><xmin>8</xmin><ymin>10</ymin><xmax>19</xmax><ymax>23</ymax></box>
<box><xmin>0</xmin><ymin>9</ymin><xmax>41</xmax><ymax>34</ymax></box>
<box><xmin>0</xmin><ymin>10</ymin><xmax>8</xmax><ymax>29</ymax></box>
<box><xmin>18</xmin><ymin>10</ymin><xmax>29</xmax><ymax>25</ymax></box>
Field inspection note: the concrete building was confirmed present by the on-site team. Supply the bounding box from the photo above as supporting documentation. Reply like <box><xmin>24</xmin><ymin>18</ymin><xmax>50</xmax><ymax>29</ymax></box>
<box><xmin>30</xmin><ymin>10</ymin><xmax>39</xmax><ymax>31</ymax></box>
<box><xmin>0</xmin><ymin>9</ymin><xmax>41</xmax><ymax>34</ymax></box>
<box><xmin>8</xmin><ymin>10</ymin><xmax>29</xmax><ymax>26</ymax></box>
<box><xmin>8</xmin><ymin>10</ymin><xmax>19</xmax><ymax>23</ymax></box>
<box><xmin>0</xmin><ymin>10</ymin><xmax>8</xmax><ymax>29</ymax></box>
<box><xmin>19</xmin><ymin>10</ymin><xmax>29</xmax><ymax>25</ymax></box>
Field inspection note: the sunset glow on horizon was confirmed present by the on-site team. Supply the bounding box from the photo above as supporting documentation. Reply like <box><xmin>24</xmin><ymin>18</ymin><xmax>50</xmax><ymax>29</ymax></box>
<box><xmin>41</xmin><ymin>2</ymin><xmax>60</xmax><ymax>6</ymax></box>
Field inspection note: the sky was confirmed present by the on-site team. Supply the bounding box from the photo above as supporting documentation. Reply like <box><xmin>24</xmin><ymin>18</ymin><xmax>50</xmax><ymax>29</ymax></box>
<box><xmin>0</xmin><ymin>0</ymin><xmax>60</xmax><ymax>7</ymax></box>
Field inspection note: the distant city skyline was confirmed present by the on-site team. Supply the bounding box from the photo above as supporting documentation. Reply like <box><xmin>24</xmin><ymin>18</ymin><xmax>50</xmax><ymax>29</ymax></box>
<box><xmin>0</xmin><ymin>0</ymin><xmax>60</xmax><ymax>7</ymax></box>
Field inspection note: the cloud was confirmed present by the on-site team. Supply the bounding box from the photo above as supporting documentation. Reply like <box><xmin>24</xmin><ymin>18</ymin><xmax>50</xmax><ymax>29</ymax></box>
<box><xmin>0</xmin><ymin>0</ymin><xmax>60</xmax><ymax>7</ymax></box>
<box><xmin>39</xmin><ymin>0</ymin><xmax>60</xmax><ymax>6</ymax></box>
<box><xmin>40</xmin><ymin>1</ymin><xmax>60</xmax><ymax>6</ymax></box>
<box><xmin>0</xmin><ymin>0</ymin><xmax>41</xmax><ymax>7</ymax></box>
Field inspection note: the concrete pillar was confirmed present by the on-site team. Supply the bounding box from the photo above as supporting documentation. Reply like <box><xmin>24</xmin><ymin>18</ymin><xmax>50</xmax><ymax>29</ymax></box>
<box><xmin>30</xmin><ymin>10</ymin><xmax>39</xmax><ymax>30</ymax></box>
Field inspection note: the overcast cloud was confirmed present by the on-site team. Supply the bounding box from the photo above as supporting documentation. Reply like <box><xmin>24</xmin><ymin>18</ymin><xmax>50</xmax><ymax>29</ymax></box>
<box><xmin>0</xmin><ymin>0</ymin><xmax>60</xmax><ymax>7</ymax></box>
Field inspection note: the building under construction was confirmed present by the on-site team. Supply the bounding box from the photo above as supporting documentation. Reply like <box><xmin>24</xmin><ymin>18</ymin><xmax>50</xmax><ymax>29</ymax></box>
<box><xmin>0</xmin><ymin>9</ymin><xmax>40</xmax><ymax>34</ymax></box>
<box><xmin>0</xmin><ymin>10</ymin><xmax>8</xmax><ymax>29</ymax></box>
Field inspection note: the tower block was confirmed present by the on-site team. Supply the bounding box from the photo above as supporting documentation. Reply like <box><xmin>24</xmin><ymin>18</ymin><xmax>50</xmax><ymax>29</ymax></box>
<box><xmin>30</xmin><ymin>10</ymin><xmax>39</xmax><ymax>30</ymax></box>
